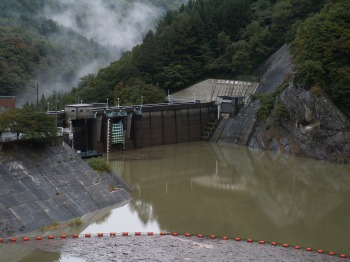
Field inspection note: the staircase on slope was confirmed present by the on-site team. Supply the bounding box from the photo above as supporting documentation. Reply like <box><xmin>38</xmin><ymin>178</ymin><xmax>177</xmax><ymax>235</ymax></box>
<box><xmin>201</xmin><ymin>118</ymin><xmax>218</xmax><ymax>141</ymax></box>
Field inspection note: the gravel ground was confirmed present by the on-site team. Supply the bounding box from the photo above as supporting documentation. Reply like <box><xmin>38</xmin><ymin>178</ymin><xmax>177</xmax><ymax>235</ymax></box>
<box><xmin>26</xmin><ymin>234</ymin><xmax>348</xmax><ymax>262</ymax></box>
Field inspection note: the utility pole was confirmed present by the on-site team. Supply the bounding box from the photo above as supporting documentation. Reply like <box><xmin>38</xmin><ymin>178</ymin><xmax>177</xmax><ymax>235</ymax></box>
<box><xmin>33</xmin><ymin>83</ymin><xmax>39</xmax><ymax>110</ymax></box>
<box><xmin>53</xmin><ymin>90</ymin><xmax>58</xmax><ymax>126</ymax></box>
<box><xmin>36</xmin><ymin>83</ymin><xmax>39</xmax><ymax>110</ymax></box>
<box><xmin>107</xmin><ymin>118</ymin><xmax>110</xmax><ymax>161</ymax></box>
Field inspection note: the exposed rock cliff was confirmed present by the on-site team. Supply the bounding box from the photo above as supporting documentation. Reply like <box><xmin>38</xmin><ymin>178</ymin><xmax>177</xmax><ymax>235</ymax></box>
<box><xmin>248</xmin><ymin>45</ymin><xmax>350</xmax><ymax>163</ymax></box>
<box><xmin>216</xmin><ymin>43</ymin><xmax>350</xmax><ymax>163</ymax></box>
<box><xmin>254</xmin><ymin>43</ymin><xmax>293</xmax><ymax>95</ymax></box>
<box><xmin>215</xmin><ymin>44</ymin><xmax>293</xmax><ymax>147</ymax></box>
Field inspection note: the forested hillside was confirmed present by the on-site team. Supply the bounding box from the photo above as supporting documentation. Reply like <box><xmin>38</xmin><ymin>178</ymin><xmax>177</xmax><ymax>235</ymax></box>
<box><xmin>0</xmin><ymin>0</ymin><xmax>186</xmax><ymax>104</ymax></box>
<box><xmin>292</xmin><ymin>0</ymin><xmax>350</xmax><ymax>115</ymax></box>
<box><xmin>56</xmin><ymin>0</ymin><xmax>348</xmax><ymax>115</ymax></box>
<box><xmin>1</xmin><ymin>0</ymin><xmax>349</xmax><ymax>116</ymax></box>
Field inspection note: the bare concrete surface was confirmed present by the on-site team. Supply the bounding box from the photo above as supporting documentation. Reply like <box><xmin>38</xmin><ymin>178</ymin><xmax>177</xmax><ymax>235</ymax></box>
<box><xmin>0</xmin><ymin>144</ymin><xmax>130</xmax><ymax>237</ymax></box>
<box><xmin>26</xmin><ymin>235</ymin><xmax>348</xmax><ymax>262</ymax></box>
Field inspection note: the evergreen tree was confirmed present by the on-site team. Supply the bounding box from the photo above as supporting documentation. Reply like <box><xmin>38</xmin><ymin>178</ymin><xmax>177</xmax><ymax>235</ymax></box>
<box><xmin>292</xmin><ymin>0</ymin><xmax>350</xmax><ymax>115</ymax></box>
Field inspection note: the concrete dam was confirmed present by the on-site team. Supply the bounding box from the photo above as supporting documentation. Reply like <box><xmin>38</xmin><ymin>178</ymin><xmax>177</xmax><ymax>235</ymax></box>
<box><xmin>62</xmin><ymin>79</ymin><xmax>259</xmax><ymax>155</ymax></box>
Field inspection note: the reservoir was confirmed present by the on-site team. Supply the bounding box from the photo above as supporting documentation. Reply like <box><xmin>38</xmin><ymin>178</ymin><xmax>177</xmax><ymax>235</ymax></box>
<box><xmin>8</xmin><ymin>142</ymin><xmax>350</xmax><ymax>261</ymax></box>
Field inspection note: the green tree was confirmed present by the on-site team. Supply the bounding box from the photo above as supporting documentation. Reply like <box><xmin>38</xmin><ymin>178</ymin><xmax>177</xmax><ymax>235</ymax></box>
<box><xmin>231</xmin><ymin>40</ymin><xmax>253</xmax><ymax>74</ymax></box>
<box><xmin>161</xmin><ymin>63</ymin><xmax>194</xmax><ymax>92</ymax></box>
<box><xmin>251</xmin><ymin>0</ymin><xmax>273</xmax><ymax>26</ymax></box>
<box><xmin>0</xmin><ymin>107</ymin><xmax>57</xmax><ymax>144</ymax></box>
<box><xmin>113</xmin><ymin>78</ymin><xmax>166</xmax><ymax>106</ymax></box>
<box><xmin>55</xmin><ymin>0</ymin><xmax>334</xmax><ymax>111</ymax></box>
<box><xmin>292</xmin><ymin>0</ymin><xmax>350</xmax><ymax>115</ymax></box>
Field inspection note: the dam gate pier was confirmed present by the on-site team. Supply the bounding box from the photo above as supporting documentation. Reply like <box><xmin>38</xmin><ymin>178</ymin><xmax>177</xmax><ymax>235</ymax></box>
<box><xmin>64</xmin><ymin>102</ymin><xmax>218</xmax><ymax>154</ymax></box>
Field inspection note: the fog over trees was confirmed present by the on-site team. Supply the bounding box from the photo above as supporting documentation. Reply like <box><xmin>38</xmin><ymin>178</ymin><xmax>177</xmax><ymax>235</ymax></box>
<box><xmin>1</xmin><ymin>0</ymin><xmax>348</xmax><ymax>116</ymax></box>
<box><xmin>0</xmin><ymin>0</ymin><xmax>187</xmax><ymax>105</ymax></box>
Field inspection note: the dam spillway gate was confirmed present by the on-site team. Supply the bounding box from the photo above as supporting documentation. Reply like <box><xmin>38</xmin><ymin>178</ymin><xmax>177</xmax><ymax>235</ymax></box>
<box><xmin>64</xmin><ymin>102</ymin><xmax>218</xmax><ymax>154</ymax></box>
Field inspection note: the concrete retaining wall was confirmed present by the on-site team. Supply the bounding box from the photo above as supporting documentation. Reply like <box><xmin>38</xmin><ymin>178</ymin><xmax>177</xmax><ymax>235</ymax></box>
<box><xmin>0</xmin><ymin>143</ymin><xmax>130</xmax><ymax>237</ymax></box>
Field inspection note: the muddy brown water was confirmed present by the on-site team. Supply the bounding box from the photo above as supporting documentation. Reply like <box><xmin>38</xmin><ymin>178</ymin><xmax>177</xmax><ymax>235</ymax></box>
<box><xmin>2</xmin><ymin>142</ymin><xmax>349</xmax><ymax>261</ymax></box>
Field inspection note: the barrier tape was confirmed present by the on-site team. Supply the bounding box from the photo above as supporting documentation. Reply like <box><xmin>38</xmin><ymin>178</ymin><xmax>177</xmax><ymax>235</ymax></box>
<box><xmin>0</xmin><ymin>233</ymin><xmax>347</xmax><ymax>259</ymax></box>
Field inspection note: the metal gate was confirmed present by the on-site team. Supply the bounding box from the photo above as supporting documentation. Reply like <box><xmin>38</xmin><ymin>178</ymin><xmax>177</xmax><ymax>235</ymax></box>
<box><xmin>111</xmin><ymin>122</ymin><xmax>124</xmax><ymax>144</ymax></box>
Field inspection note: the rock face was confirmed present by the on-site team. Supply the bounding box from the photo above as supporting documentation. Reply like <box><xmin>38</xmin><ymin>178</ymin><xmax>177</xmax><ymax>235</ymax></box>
<box><xmin>248</xmin><ymin>45</ymin><xmax>350</xmax><ymax>163</ymax></box>
<box><xmin>0</xmin><ymin>143</ymin><xmax>131</xmax><ymax>237</ymax></box>
<box><xmin>215</xmin><ymin>43</ymin><xmax>293</xmax><ymax>147</ymax></box>
<box><xmin>249</xmin><ymin>85</ymin><xmax>350</xmax><ymax>163</ymax></box>
<box><xmin>216</xmin><ymin>43</ymin><xmax>350</xmax><ymax>163</ymax></box>
<box><xmin>254</xmin><ymin>43</ymin><xmax>293</xmax><ymax>95</ymax></box>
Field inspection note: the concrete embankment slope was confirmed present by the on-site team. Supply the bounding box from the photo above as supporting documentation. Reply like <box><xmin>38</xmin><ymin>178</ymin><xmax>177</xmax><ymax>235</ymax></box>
<box><xmin>213</xmin><ymin>103</ymin><xmax>259</xmax><ymax>145</ymax></box>
<box><xmin>0</xmin><ymin>143</ymin><xmax>130</xmax><ymax>237</ymax></box>
<box><xmin>212</xmin><ymin>43</ymin><xmax>293</xmax><ymax>146</ymax></box>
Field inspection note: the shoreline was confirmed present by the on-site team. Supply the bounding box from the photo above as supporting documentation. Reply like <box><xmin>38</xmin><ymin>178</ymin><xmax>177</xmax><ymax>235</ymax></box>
<box><xmin>21</xmin><ymin>233</ymin><xmax>348</xmax><ymax>262</ymax></box>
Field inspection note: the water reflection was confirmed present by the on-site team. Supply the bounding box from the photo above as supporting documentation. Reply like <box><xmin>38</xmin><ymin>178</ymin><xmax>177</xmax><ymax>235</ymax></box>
<box><xmin>107</xmin><ymin>142</ymin><xmax>350</xmax><ymax>254</ymax></box>
<box><xmin>81</xmin><ymin>204</ymin><xmax>159</xmax><ymax>234</ymax></box>
<box><xmin>0</xmin><ymin>243</ymin><xmax>85</xmax><ymax>262</ymax></box>
<box><xmin>10</xmin><ymin>142</ymin><xmax>350</xmax><ymax>260</ymax></box>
